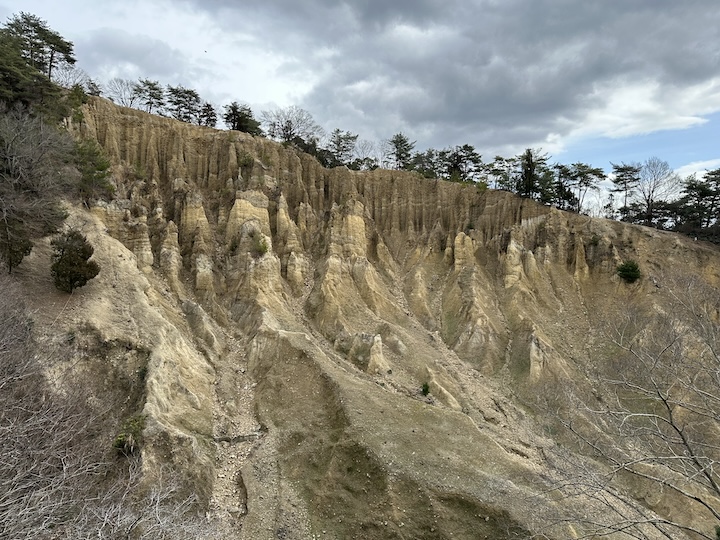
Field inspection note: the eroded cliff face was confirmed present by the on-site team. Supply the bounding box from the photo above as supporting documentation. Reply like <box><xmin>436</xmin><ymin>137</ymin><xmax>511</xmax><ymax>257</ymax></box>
<box><xmin>19</xmin><ymin>98</ymin><xmax>720</xmax><ymax>538</ymax></box>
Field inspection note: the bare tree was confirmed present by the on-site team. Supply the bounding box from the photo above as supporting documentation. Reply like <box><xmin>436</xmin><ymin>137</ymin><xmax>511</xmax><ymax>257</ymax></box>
<box><xmin>0</xmin><ymin>104</ymin><xmax>71</xmax><ymax>272</ymax></box>
<box><xmin>63</xmin><ymin>461</ymin><xmax>212</xmax><ymax>539</ymax></box>
<box><xmin>556</xmin><ymin>274</ymin><xmax>720</xmax><ymax>539</ymax></box>
<box><xmin>260</xmin><ymin>105</ymin><xmax>324</xmax><ymax>145</ymax></box>
<box><xmin>637</xmin><ymin>157</ymin><xmax>681</xmax><ymax>226</ymax></box>
<box><xmin>105</xmin><ymin>77</ymin><xmax>139</xmax><ymax>108</ymax></box>
<box><xmin>52</xmin><ymin>63</ymin><xmax>90</xmax><ymax>89</ymax></box>
<box><xmin>0</xmin><ymin>274</ymin><xmax>215</xmax><ymax>539</ymax></box>
<box><xmin>350</xmin><ymin>138</ymin><xmax>381</xmax><ymax>170</ymax></box>
<box><xmin>0</xmin><ymin>275</ymin><xmax>105</xmax><ymax>539</ymax></box>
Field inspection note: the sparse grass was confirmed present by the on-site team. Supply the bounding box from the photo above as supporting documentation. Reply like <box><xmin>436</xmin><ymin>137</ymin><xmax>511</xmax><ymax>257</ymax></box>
<box><xmin>113</xmin><ymin>414</ymin><xmax>146</xmax><ymax>456</ymax></box>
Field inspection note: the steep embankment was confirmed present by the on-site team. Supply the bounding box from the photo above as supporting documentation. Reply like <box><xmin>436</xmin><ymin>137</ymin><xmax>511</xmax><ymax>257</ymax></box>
<box><xmin>17</xmin><ymin>98</ymin><xmax>720</xmax><ymax>539</ymax></box>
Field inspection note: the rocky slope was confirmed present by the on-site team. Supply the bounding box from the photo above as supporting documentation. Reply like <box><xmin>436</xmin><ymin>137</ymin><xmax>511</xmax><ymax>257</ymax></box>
<box><xmin>15</xmin><ymin>98</ymin><xmax>720</xmax><ymax>539</ymax></box>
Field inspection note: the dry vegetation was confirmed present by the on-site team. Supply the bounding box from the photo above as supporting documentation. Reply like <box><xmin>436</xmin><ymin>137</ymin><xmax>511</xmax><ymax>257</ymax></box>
<box><xmin>0</xmin><ymin>274</ymin><xmax>211</xmax><ymax>538</ymax></box>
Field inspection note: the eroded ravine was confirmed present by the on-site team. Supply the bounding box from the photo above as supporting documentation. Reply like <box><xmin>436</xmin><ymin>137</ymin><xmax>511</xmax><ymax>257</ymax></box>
<box><xmin>32</xmin><ymin>97</ymin><xmax>720</xmax><ymax>539</ymax></box>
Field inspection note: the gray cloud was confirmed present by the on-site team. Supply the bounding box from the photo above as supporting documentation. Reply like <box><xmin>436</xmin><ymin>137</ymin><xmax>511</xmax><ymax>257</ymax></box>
<box><xmin>76</xmin><ymin>28</ymin><xmax>192</xmax><ymax>81</ymax></box>
<box><xmin>8</xmin><ymin>0</ymin><xmax>720</xmax><ymax>162</ymax></box>
<box><xmin>178</xmin><ymin>0</ymin><xmax>720</xmax><ymax>155</ymax></box>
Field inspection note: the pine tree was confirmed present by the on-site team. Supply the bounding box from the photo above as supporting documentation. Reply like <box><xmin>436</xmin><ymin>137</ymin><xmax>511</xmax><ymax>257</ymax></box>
<box><xmin>3</xmin><ymin>12</ymin><xmax>75</xmax><ymax>81</ymax></box>
<box><xmin>165</xmin><ymin>85</ymin><xmax>201</xmax><ymax>123</ymax></box>
<box><xmin>440</xmin><ymin>144</ymin><xmax>483</xmax><ymax>183</ymax></box>
<box><xmin>516</xmin><ymin>148</ymin><xmax>549</xmax><ymax>199</ymax></box>
<box><xmin>134</xmin><ymin>79</ymin><xmax>164</xmax><ymax>113</ymax></box>
<box><xmin>610</xmin><ymin>162</ymin><xmax>641</xmax><ymax>220</ymax></box>
<box><xmin>222</xmin><ymin>102</ymin><xmax>262</xmax><ymax>135</ymax></box>
<box><xmin>325</xmin><ymin>129</ymin><xmax>358</xmax><ymax>167</ymax></box>
<box><xmin>198</xmin><ymin>102</ymin><xmax>217</xmax><ymax>127</ymax></box>
<box><xmin>73</xmin><ymin>139</ymin><xmax>114</xmax><ymax>206</ymax></box>
<box><xmin>50</xmin><ymin>230</ymin><xmax>100</xmax><ymax>293</ymax></box>
<box><xmin>386</xmin><ymin>132</ymin><xmax>415</xmax><ymax>170</ymax></box>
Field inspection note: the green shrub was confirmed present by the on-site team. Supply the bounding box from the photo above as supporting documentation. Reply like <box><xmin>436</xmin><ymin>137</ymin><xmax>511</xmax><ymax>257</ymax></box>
<box><xmin>1</xmin><ymin>229</ymin><xmax>32</xmax><ymax>274</ymax></box>
<box><xmin>251</xmin><ymin>235</ymin><xmax>268</xmax><ymax>258</ymax></box>
<box><xmin>228</xmin><ymin>235</ymin><xmax>240</xmax><ymax>253</ymax></box>
<box><xmin>113</xmin><ymin>414</ymin><xmax>146</xmax><ymax>456</ymax></box>
<box><xmin>67</xmin><ymin>84</ymin><xmax>87</xmax><ymax>124</ymax></box>
<box><xmin>617</xmin><ymin>260</ymin><xmax>641</xmax><ymax>283</ymax></box>
<box><xmin>238</xmin><ymin>152</ymin><xmax>254</xmax><ymax>169</ymax></box>
<box><xmin>50</xmin><ymin>230</ymin><xmax>100</xmax><ymax>293</ymax></box>
<box><xmin>73</xmin><ymin>139</ymin><xmax>114</xmax><ymax>206</ymax></box>
<box><xmin>136</xmin><ymin>366</ymin><xmax>148</xmax><ymax>382</ymax></box>
<box><xmin>421</xmin><ymin>382</ymin><xmax>430</xmax><ymax>396</ymax></box>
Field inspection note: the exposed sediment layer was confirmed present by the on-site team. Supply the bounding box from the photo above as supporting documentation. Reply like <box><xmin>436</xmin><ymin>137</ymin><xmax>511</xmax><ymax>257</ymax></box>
<box><xmin>28</xmin><ymin>97</ymin><xmax>719</xmax><ymax>538</ymax></box>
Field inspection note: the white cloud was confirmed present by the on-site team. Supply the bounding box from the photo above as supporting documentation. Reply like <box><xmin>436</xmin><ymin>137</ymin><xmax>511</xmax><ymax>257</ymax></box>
<box><xmin>570</xmin><ymin>79</ymin><xmax>719</xmax><ymax>140</ymax></box>
<box><xmin>676</xmin><ymin>159</ymin><xmax>720</xmax><ymax>179</ymax></box>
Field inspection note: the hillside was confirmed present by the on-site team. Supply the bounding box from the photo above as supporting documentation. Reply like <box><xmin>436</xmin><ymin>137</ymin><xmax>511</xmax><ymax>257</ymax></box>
<box><xmin>10</xmin><ymin>97</ymin><xmax>720</xmax><ymax>539</ymax></box>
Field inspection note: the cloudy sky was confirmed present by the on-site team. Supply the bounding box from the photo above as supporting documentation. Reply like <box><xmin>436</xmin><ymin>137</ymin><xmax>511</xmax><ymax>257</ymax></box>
<box><xmin>3</xmin><ymin>0</ymin><xmax>720</xmax><ymax>177</ymax></box>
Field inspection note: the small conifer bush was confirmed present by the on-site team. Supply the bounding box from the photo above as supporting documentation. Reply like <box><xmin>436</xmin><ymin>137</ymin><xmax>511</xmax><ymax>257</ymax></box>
<box><xmin>51</xmin><ymin>230</ymin><xmax>100</xmax><ymax>293</ymax></box>
<box><xmin>617</xmin><ymin>260</ymin><xmax>641</xmax><ymax>283</ymax></box>
<box><xmin>73</xmin><ymin>139</ymin><xmax>114</xmax><ymax>206</ymax></box>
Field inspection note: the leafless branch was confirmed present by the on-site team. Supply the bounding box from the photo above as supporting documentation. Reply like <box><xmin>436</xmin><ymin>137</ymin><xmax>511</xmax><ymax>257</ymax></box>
<box><xmin>549</xmin><ymin>274</ymin><xmax>720</xmax><ymax>539</ymax></box>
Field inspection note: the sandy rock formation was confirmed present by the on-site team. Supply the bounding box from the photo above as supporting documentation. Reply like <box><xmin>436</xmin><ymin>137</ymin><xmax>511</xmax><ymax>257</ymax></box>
<box><xmin>20</xmin><ymin>97</ymin><xmax>718</xmax><ymax>539</ymax></box>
